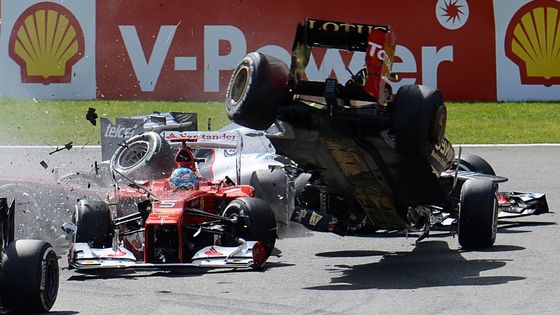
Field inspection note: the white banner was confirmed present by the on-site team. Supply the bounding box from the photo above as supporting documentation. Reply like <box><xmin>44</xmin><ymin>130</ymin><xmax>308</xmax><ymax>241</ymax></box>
<box><xmin>0</xmin><ymin>0</ymin><xmax>96</xmax><ymax>99</ymax></box>
<box><xmin>494</xmin><ymin>0</ymin><xmax>560</xmax><ymax>101</ymax></box>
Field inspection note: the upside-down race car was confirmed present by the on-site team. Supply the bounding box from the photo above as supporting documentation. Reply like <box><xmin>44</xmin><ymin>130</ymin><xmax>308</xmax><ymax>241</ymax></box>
<box><xmin>224</xmin><ymin>19</ymin><xmax>549</xmax><ymax>248</ymax></box>
<box><xmin>62</xmin><ymin>135</ymin><xmax>277</xmax><ymax>273</ymax></box>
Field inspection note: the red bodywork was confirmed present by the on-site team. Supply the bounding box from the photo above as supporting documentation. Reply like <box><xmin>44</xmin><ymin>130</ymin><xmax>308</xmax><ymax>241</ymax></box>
<box><xmin>365</xmin><ymin>26</ymin><xmax>396</xmax><ymax>104</ymax></box>
<box><xmin>112</xmin><ymin>145</ymin><xmax>254</xmax><ymax>263</ymax></box>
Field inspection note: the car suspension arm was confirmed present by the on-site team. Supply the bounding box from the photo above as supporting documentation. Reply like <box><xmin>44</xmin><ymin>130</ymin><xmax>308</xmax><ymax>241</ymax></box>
<box><xmin>183</xmin><ymin>207</ymin><xmax>232</xmax><ymax>221</ymax></box>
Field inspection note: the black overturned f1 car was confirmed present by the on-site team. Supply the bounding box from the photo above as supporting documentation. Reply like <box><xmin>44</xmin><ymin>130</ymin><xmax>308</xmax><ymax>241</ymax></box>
<box><xmin>0</xmin><ymin>197</ymin><xmax>59</xmax><ymax>313</ymax></box>
<box><xmin>225</xmin><ymin>19</ymin><xmax>549</xmax><ymax>248</ymax></box>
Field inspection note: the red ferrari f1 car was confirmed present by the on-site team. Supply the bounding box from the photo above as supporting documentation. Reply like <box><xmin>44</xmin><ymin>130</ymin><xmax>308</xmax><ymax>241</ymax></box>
<box><xmin>62</xmin><ymin>134</ymin><xmax>277</xmax><ymax>273</ymax></box>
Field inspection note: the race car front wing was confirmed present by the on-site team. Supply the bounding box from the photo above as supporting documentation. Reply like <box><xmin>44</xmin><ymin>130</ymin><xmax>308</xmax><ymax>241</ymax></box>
<box><xmin>68</xmin><ymin>240</ymin><xmax>267</xmax><ymax>272</ymax></box>
<box><xmin>498</xmin><ymin>192</ymin><xmax>549</xmax><ymax>218</ymax></box>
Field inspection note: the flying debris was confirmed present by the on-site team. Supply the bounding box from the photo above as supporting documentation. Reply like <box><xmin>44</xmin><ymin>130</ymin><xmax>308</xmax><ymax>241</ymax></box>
<box><xmin>49</xmin><ymin>142</ymin><xmax>73</xmax><ymax>155</ymax></box>
<box><xmin>86</xmin><ymin>107</ymin><xmax>98</xmax><ymax>126</ymax></box>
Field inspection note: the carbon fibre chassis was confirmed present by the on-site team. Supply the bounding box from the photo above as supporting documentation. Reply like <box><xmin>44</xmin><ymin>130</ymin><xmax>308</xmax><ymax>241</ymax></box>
<box><xmin>270</xmin><ymin>103</ymin><xmax>458</xmax><ymax>230</ymax></box>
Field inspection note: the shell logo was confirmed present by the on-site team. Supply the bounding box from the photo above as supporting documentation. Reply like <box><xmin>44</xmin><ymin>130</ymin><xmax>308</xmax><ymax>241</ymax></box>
<box><xmin>8</xmin><ymin>2</ymin><xmax>84</xmax><ymax>85</ymax></box>
<box><xmin>505</xmin><ymin>0</ymin><xmax>560</xmax><ymax>86</ymax></box>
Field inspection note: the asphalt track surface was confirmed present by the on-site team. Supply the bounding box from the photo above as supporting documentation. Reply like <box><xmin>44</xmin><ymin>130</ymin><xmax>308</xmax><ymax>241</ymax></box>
<box><xmin>0</xmin><ymin>145</ymin><xmax>558</xmax><ymax>314</ymax></box>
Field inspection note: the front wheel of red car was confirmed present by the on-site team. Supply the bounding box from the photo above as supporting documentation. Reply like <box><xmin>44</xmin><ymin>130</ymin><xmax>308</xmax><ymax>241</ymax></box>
<box><xmin>222</xmin><ymin>197</ymin><xmax>277</xmax><ymax>258</ymax></box>
<box><xmin>225</xmin><ymin>52</ymin><xmax>289</xmax><ymax>130</ymax></box>
<box><xmin>0</xmin><ymin>240</ymin><xmax>59</xmax><ymax>313</ymax></box>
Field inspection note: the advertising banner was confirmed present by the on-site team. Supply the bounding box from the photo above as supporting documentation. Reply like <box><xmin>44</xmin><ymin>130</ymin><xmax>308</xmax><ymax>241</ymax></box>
<box><xmin>494</xmin><ymin>0</ymin><xmax>560</xmax><ymax>101</ymax></box>
<box><xmin>0</xmin><ymin>0</ymin><xmax>96</xmax><ymax>99</ymax></box>
<box><xmin>1</xmin><ymin>0</ymin><xmax>557</xmax><ymax>101</ymax></box>
<box><xmin>95</xmin><ymin>0</ymin><xmax>497</xmax><ymax>101</ymax></box>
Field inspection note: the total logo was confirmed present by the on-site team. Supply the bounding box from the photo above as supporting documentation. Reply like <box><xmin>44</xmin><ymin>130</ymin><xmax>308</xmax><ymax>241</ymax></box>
<box><xmin>505</xmin><ymin>0</ymin><xmax>560</xmax><ymax>86</ymax></box>
<box><xmin>8</xmin><ymin>2</ymin><xmax>85</xmax><ymax>85</ymax></box>
<box><xmin>436</xmin><ymin>0</ymin><xmax>470</xmax><ymax>30</ymax></box>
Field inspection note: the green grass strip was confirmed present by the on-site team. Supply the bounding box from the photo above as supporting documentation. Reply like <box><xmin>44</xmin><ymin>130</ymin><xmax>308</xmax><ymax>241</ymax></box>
<box><xmin>446</xmin><ymin>102</ymin><xmax>560</xmax><ymax>144</ymax></box>
<box><xmin>0</xmin><ymin>99</ymin><xmax>227</xmax><ymax>145</ymax></box>
<box><xmin>1</xmin><ymin>99</ymin><xmax>559</xmax><ymax>145</ymax></box>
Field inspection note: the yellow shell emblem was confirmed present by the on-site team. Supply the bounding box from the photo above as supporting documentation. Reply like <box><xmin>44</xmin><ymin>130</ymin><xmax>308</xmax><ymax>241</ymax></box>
<box><xmin>505</xmin><ymin>0</ymin><xmax>560</xmax><ymax>86</ymax></box>
<box><xmin>9</xmin><ymin>2</ymin><xmax>84</xmax><ymax>85</ymax></box>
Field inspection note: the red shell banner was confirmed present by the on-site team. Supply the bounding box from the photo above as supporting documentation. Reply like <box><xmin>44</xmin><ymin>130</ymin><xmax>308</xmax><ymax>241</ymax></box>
<box><xmin>0</xmin><ymin>0</ymin><xmax>558</xmax><ymax>101</ymax></box>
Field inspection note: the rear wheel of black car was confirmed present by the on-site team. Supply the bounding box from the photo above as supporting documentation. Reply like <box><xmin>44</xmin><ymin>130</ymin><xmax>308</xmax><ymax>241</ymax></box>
<box><xmin>459</xmin><ymin>179</ymin><xmax>498</xmax><ymax>249</ymax></box>
<box><xmin>110</xmin><ymin>132</ymin><xmax>176</xmax><ymax>180</ymax></box>
<box><xmin>74</xmin><ymin>199</ymin><xmax>113</xmax><ymax>248</ymax></box>
<box><xmin>0</xmin><ymin>240</ymin><xmax>59</xmax><ymax>313</ymax></box>
<box><xmin>222</xmin><ymin>197</ymin><xmax>277</xmax><ymax>258</ymax></box>
<box><xmin>393</xmin><ymin>84</ymin><xmax>447</xmax><ymax>158</ymax></box>
<box><xmin>458</xmin><ymin>153</ymin><xmax>496</xmax><ymax>175</ymax></box>
<box><xmin>225</xmin><ymin>52</ymin><xmax>289</xmax><ymax>130</ymax></box>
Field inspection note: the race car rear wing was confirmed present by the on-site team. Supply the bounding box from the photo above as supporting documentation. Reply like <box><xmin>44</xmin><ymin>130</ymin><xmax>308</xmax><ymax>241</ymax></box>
<box><xmin>290</xmin><ymin>19</ymin><xmax>396</xmax><ymax>105</ymax></box>
<box><xmin>292</xmin><ymin>19</ymin><xmax>387</xmax><ymax>53</ymax></box>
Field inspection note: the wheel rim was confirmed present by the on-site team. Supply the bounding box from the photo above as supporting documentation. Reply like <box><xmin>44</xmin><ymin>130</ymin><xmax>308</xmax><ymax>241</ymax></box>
<box><xmin>228</xmin><ymin>66</ymin><xmax>249</xmax><ymax>107</ymax></box>
<box><xmin>44</xmin><ymin>255</ymin><xmax>59</xmax><ymax>303</ymax></box>
<box><xmin>117</xmin><ymin>141</ymin><xmax>149</xmax><ymax>169</ymax></box>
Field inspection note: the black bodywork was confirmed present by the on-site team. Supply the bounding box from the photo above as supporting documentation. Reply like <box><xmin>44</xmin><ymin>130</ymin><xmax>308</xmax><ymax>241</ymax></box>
<box><xmin>223</xmin><ymin>19</ymin><xmax>549</xmax><ymax>248</ymax></box>
<box><xmin>227</xmin><ymin>19</ymin><xmax>459</xmax><ymax>233</ymax></box>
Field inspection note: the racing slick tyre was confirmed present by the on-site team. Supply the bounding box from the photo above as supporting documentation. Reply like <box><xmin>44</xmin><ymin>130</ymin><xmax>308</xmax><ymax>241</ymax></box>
<box><xmin>0</xmin><ymin>240</ymin><xmax>59</xmax><ymax>313</ymax></box>
<box><xmin>457</xmin><ymin>153</ymin><xmax>496</xmax><ymax>175</ymax></box>
<box><xmin>458</xmin><ymin>179</ymin><xmax>498</xmax><ymax>249</ymax></box>
<box><xmin>74</xmin><ymin>199</ymin><xmax>113</xmax><ymax>248</ymax></box>
<box><xmin>226</xmin><ymin>52</ymin><xmax>289</xmax><ymax>130</ymax></box>
<box><xmin>110</xmin><ymin>132</ymin><xmax>176</xmax><ymax>180</ymax></box>
<box><xmin>222</xmin><ymin>197</ymin><xmax>277</xmax><ymax>257</ymax></box>
<box><xmin>393</xmin><ymin>84</ymin><xmax>447</xmax><ymax>159</ymax></box>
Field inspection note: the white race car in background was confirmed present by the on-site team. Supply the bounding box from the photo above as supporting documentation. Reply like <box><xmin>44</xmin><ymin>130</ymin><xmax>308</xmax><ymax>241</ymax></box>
<box><xmin>122</xmin><ymin>128</ymin><xmax>304</xmax><ymax>233</ymax></box>
<box><xmin>84</xmin><ymin>114</ymin><xmax>303</xmax><ymax>232</ymax></box>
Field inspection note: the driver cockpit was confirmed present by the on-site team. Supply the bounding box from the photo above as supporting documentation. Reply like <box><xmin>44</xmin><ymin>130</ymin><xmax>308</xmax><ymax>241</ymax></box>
<box><xmin>169</xmin><ymin>145</ymin><xmax>199</xmax><ymax>190</ymax></box>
